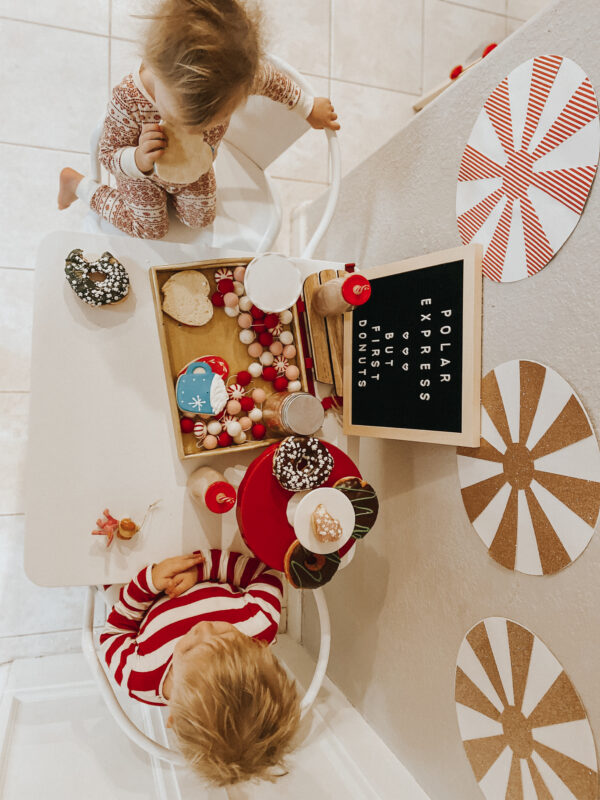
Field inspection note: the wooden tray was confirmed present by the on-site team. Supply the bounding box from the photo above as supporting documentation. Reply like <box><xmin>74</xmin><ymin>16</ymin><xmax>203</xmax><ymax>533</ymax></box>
<box><xmin>303</xmin><ymin>269</ymin><xmax>347</xmax><ymax>395</ymax></box>
<box><xmin>150</xmin><ymin>258</ymin><xmax>308</xmax><ymax>462</ymax></box>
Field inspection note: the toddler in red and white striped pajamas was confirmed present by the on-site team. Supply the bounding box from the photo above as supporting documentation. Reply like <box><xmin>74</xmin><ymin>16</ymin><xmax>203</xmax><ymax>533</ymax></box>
<box><xmin>100</xmin><ymin>548</ymin><xmax>300</xmax><ymax>786</ymax></box>
<box><xmin>58</xmin><ymin>0</ymin><xmax>339</xmax><ymax>239</ymax></box>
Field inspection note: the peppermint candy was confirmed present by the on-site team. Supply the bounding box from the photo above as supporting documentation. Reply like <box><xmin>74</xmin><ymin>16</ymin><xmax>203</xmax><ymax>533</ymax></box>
<box><xmin>273</xmin><ymin>356</ymin><xmax>289</xmax><ymax>374</ymax></box>
<box><xmin>214</xmin><ymin>268</ymin><xmax>234</xmax><ymax>284</ymax></box>
<box><xmin>227</xmin><ymin>383</ymin><xmax>246</xmax><ymax>400</ymax></box>
<box><xmin>193</xmin><ymin>420</ymin><xmax>207</xmax><ymax>442</ymax></box>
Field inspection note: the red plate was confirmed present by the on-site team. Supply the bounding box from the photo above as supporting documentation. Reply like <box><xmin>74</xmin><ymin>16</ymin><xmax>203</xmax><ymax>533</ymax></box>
<box><xmin>236</xmin><ymin>441</ymin><xmax>361</xmax><ymax>570</ymax></box>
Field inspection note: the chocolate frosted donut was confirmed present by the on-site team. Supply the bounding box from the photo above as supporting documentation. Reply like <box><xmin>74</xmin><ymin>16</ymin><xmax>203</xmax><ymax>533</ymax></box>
<box><xmin>272</xmin><ymin>436</ymin><xmax>334</xmax><ymax>492</ymax></box>
<box><xmin>333</xmin><ymin>477</ymin><xmax>379</xmax><ymax>539</ymax></box>
<box><xmin>284</xmin><ymin>540</ymin><xmax>340</xmax><ymax>589</ymax></box>
<box><xmin>65</xmin><ymin>249</ymin><xmax>129</xmax><ymax>307</ymax></box>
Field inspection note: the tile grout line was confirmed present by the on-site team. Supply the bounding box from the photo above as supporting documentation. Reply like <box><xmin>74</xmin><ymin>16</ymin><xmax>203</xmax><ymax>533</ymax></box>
<box><xmin>269</xmin><ymin>176</ymin><xmax>329</xmax><ymax>186</ymax></box>
<box><xmin>0</xmin><ymin>627</ymin><xmax>104</xmax><ymax>642</ymax></box>
<box><xmin>0</xmin><ymin>141</ymin><xmax>89</xmax><ymax>156</ymax></box>
<box><xmin>108</xmin><ymin>0</ymin><xmax>113</xmax><ymax>96</ymax></box>
<box><xmin>0</xmin><ymin>513</ymin><xmax>25</xmax><ymax>518</ymax></box>
<box><xmin>0</xmin><ymin>15</ymin><xmax>109</xmax><ymax>39</ymax></box>
<box><xmin>437</xmin><ymin>0</ymin><xmax>510</xmax><ymax>20</ymax></box>
<box><xmin>0</xmin><ymin>266</ymin><xmax>35</xmax><ymax>272</ymax></box>
<box><xmin>329</xmin><ymin>76</ymin><xmax>421</xmax><ymax>97</ymax></box>
<box><xmin>420</xmin><ymin>0</ymin><xmax>426</xmax><ymax>96</ymax></box>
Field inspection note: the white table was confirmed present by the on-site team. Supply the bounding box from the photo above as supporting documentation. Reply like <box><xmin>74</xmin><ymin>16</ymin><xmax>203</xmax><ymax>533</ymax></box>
<box><xmin>25</xmin><ymin>232</ymin><xmax>348</xmax><ymax>586</ymax></box>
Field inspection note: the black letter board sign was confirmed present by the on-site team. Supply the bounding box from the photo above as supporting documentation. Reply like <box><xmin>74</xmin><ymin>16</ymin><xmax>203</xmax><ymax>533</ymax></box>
<box><xmin>343</xmin><ymin>245</ymin><xmax>482</xmax><ymax>446</ymax></box>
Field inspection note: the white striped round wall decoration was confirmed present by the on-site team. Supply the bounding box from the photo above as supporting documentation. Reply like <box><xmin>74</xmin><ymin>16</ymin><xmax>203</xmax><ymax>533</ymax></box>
<box><xmin>456</xmin><ymin>55</ymin><xmax>600</xmax><ymax>282</ymax></box>
<box><xmin>456</xmin><ymin>617</ymin><xmax>598</xmax><ymax>799</ymax></box>
<box><xmin>457</xmin><ymin>360</ymin><xmax>600</xmax><ymax>575</ymax></box>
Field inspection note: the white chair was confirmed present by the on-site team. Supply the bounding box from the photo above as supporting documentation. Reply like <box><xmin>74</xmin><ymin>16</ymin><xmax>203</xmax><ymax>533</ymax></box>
<box><xmin>82</xmin><ymin>584</ymin><xmax>331</xmax><ymax>766</ymax></box>
<box><xmin>83</xmin><ymin>54</ymin><xmax>340</xmax><ymax>258</ymax></box>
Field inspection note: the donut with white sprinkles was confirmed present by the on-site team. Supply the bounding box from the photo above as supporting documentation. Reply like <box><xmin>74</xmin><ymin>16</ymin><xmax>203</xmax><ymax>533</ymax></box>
<box><xmin>272</xmin><ymin>436</ymin><xmax>334</xmax><ymax>492</ymax></box>
<box><xmin>65</xmin><ymin>249</ymin><xmax>129</xmax><ymax>307</ymax></box>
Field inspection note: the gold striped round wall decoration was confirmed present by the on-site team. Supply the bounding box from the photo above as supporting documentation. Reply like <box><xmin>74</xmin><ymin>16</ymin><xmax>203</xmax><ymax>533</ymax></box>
<box><xmin>456</xmin><ymin>617</ymin><xmax>598</xmax><ymax>798</ymax></box>
<box><xmin>457</xmin><ymin>360</ymin><xmax>600</xmax><ymax>575</ymax></box>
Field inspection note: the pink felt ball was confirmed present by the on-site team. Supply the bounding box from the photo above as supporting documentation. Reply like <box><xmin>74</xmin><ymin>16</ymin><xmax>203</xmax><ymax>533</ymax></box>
<box><xmin>259</xmin><ymin>331</ymin><xmax>273</xmax><ymax>346</ymax></box>
<box><xmin>240</xmin><ymin>396</ymin><xmax>254</xmax><ymax>411</ymax></box>
<box><xmin>252</xmin><ymin>424</ymin><xmax>266</xmax><ymax>440</ymax></box>
<box><xmin>180</xmin><ymin>417</ymin><xmax>194</xmax><ymax>433</ymax></box>
<box><xmin>251</xmin><ymin>388</ymin><xmax>266</xmax><ymax>404</ymax></box>
<box><xmin>262</xmin><ymin>366</ymin><xmax>277</xmax><ymax>382</ymax></box>
<box><xmin>233</xmin><ymin>266</ymin><xmax>246</xmax><ymax>282</ymax></box>
<box><xmin>203</xmin><ymin>434</ymin><xmax>218</xmax><ymax>450</ymax></box>
<box><xmin>269</xmin><ymin>341</ymin><xmax>283</xmax><ymax>356</ymax></box>
<box><xmin>224</xmin><ymin>292</ymin><xmax>238</xmax><ymax>308</ymax></box>
<box><xmin>238</xmin><ymin>313</ymin><xmax>253</xmax><ymax>329</ymax></box>
<box><xmin>248</xmin><ymin>342</ymin><xmax>263</xmax><ymax>358</ymax></box>
<box><xmin>237</xmin><ymin>370</ymin><xmax>252</xmax><ymax>386</ymax></box>
<box><xmin>239</xmin><ymin>416</ymin><xmax>252</xmax><ymax>431</ymax></box>
<box><xmin>285</xmin><ymin>365</ymin><xmax>300</xmax><ymax>381</ymax></box>
<box><xmin>226</xmin><ymin>399</ymin><xmax>242</xmax><ymax>415</ymax></box>
<box><xmin>274</xmin><ymin>376</ymin><xmax>288</xmax><ymax>392</ymax></box>
<box><xmin>282</xmin><ymin>345</ymin><xmax>296</xmax><ymax>359</ymax></box>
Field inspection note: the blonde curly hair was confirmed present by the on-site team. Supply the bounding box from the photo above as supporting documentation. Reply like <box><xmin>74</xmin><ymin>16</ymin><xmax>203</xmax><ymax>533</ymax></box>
<box><xmin>143</xmin><ymin>0</ymin><xmax>264</xmax><ymax>127</ymax></box>
<box><xmin>168</xmin><ymin>634</ymin><xmax>301</xmax><ymax>786</ymax></box>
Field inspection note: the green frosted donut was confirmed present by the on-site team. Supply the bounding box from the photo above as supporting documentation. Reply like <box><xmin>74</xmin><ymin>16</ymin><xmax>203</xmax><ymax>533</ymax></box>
<box><xmin>284</xmin><ymin>540</ymin><xmax>340</xmax><ymax>589</ymax></box>
<box><xmin>65</xmin><ymin>249</ymin><xmax>129</xmax><ymax>307</ymax></box>
<box><xmin>333</xmin><ymin>477</ymin><xmax>379</xmax><ymax>539</ymax></box>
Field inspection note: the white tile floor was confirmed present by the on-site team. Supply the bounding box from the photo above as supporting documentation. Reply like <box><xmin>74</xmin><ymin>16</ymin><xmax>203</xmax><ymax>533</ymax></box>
<box><xmin>0</xmin><ymin>0</ymin><xmax>547</xmax><ymax>661</ymax></box>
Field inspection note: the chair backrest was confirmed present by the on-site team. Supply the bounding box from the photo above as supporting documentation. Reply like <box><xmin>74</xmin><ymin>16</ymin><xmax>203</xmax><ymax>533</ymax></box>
<box><xmin>224</xmin><ymin>54</ymin><xmax>312</xmax><ymax>170</ymax></box>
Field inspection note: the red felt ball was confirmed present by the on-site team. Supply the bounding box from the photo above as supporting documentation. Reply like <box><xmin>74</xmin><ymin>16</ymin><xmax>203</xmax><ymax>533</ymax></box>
<box><xmin>218</xmin><ymin>278</ymin><xmax>234</xmax><ymax>295</ymax></box>
<box><xmin>262</xmin><ymin>366</ymin><xmax>277</xmax><ymax>382</ymax></box>
<box><xmin>236</xmin><ymin>370</ymin><xmax>252</xmax><ymax>386</ymax></box>
<box><xmin>180</xmin><ymin>417</ymin><xmax>195</xmax><ymax>433</ymax></box>
<box><xmin>211</xmin><ymin>292</ymin><xmax>225</xmax><ymax>307</ymax></box>
<box><xmin>240</xmin><ymin>396</ymin><xmax>254</xmax><ymax>411</ymax></box>
<box><xmin>250</xmin><ymin>305</ymin><xmax>265</xmax><ymax>320</ymax></box>
<box><xmin>259</xmin><ymin>331</ymin><xmax>273</xmax><ymax>346</ymax></box>
<box><xmin>274</xmin><ymin>376</ymin><xmax>288</xmax><ymax>392</ymax></box>
<box><xmin>253</xmin><ymin>322</ymin><xmax>267</xmax><ymax>334</ymax></box>
<box><xmin>263</xmin><ymin>313</ymin><xmax>279</xmax><ymax>329</ymax></box>
<box><xmin>217</xmin><ymin>432</ymin><xmax>233</xmax><ymax>448</ymax></box>
<box><xmin>251</xmin><ymin>424</ymin><xmax>266</xmax><ymax>440</ymax></box>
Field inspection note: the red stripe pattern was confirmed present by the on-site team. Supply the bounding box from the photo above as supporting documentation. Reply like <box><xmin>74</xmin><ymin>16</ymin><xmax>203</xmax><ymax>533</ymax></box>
<box><xmin>457</xmin><ymin>55</ymin><xmax>599</xmax><ymax>281</ymax></box>
<box><xmin>99</xmin><ymin>550</ymin><xmax>283</xmax><ymax>706</ymax></box>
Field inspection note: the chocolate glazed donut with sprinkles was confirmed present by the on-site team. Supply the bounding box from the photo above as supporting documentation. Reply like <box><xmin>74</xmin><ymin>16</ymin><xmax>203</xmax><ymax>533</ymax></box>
<box><xmin>272</xmin><ymin>436</ymin><xmax>334</xmax><ymax>492</ymax></box>
<box><xmin>65</xmin><ymin>249</ymin><xmax>130</xmax><ymax>307</ymax></box>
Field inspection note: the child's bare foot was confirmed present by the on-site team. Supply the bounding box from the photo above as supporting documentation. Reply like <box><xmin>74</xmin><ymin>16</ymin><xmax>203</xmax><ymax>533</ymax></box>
<box><xmin>58</xmin><ymin>167</ymin><xmax>84</xmax><ymax>210</ymax></box>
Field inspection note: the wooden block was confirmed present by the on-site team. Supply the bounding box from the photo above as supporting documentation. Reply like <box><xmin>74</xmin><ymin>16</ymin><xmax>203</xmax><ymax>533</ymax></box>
<box><xmin>322</xmin><ymin>269</ymin><xmax>345</xmax><ymax>396</ymax></box>
<box><xmin>303</xmin><ymin>272</ymin><xmax>333</xmax><ymax>384</ymax></box>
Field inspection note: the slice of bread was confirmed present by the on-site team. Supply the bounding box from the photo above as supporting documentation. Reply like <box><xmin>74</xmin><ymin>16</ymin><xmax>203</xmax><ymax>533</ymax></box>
<box><xmin>161</xmin><ymin>270</ymin><xmax>213</xmax><ymax>326</ymax></box>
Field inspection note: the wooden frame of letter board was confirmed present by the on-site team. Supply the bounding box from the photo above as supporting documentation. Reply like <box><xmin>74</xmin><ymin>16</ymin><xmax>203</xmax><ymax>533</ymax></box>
<box><xmin>343</xmin><ymin>244</ymin><xmax>482</xmax><ymax>446</ymax></box>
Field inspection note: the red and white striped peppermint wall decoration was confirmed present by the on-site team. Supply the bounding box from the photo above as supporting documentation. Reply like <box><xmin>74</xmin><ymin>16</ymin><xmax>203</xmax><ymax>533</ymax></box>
<box><xmin>456</xmin><ymin>55</ymin><xmax>600</xmax><ymax>282</ymax></box>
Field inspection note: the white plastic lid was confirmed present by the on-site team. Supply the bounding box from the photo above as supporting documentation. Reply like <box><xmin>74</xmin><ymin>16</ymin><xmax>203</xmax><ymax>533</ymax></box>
<box><xmin>243</xmin><ymin>253</ymin><xmax>302</xmax><ymax>313</ymax></box>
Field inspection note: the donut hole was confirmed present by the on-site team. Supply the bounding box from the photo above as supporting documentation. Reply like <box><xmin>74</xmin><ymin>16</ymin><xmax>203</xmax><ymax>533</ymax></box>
<box><xmin>296</xmin><ymin>456</ymin><xmax>315</xmax><ymax>475</ymax></box>
<box><xmin>306</xmin><ymin>553</ymin><xmax>325</xmax><ymax>572</ymax></box>
<box><xmin>89</xmin><ymin>270</ymin><xmax>106</xmax><ymax>283</ymax></box>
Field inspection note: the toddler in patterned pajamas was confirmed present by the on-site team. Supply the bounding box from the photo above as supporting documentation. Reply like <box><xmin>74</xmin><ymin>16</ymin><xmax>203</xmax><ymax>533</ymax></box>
<box><xmin>58</xmin><ymin>0</ymin><xmax>340</xmax><ymax>238</ymax></box>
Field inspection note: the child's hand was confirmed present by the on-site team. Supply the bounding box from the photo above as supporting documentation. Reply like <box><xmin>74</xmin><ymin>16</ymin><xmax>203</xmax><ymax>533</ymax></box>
<box><xmin>135</xmin><ymin>123</ymin><xmax>167</xmax><ymax>173</ymax></box>
<box><xmin>152</xmin><ymin>553</ymin><xmax>204</xmax><ymax>592</ymax></box>
<box><xmin>307</xmin><ymin>97</ymin><xmax>340</xmax><ymax>131</ymax></box>
<box><xmin>165</xmin><ymin>565</ymin><xmax>201</xmax><ymax>598</ymax></box>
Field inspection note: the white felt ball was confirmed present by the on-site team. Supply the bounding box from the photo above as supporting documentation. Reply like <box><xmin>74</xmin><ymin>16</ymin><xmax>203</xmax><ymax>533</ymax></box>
<box><xmin>233</xmin><ymin>431</ymin><xmax>247</xmax><ymax>444</ymax></box>
<box><xmin>279</xmin><ymin>331</ymin><xmax>294</xmax><ymax>345</ymax></box>
<box><xmin>224</xmin><ymin>305</ymin><xmax>239</xmax><ymax>317</ymax></box>
<box><xmin>279</xmin><ymin>310</ymin><xmax>293</xmax><ymax>325</ymax></box>
<box><xmin>239</xmin><ymin>296</ymin><xmax>253</xmax><ymax>312</ymax></box>
<box><xmin>207</xmin><ymin>420</ymin><xmax>222</xmax><ymax>435</ymax></box>
<box><xmin>226</xmin><ymin>420</ymin><xmax>242</xmax><ymax>437</ymax></box>
<box><xmin>248</xmin><ymin>362</ymin><xmax>263</xmax><ymax>377</ymax></box>
<box><xmin>233</xmin><ymin>281</ymin><xmax>244</xmax><ymax>296</ymax></box>
<box><xmin>239</xmin><ymin>329</ymin><xmax>256</xmax><ymax>344</ymax></box>
<box><xmin>288</xmin><ymin>380</ymin><xmax>302</xmax><ymax>393</ymax></box>
<box><xmin>249</xmin><ymin>407</ymin><xmax>263</xmax><ymax>422</ymax></box>
<box><xmin>260</xmin><ymin>351</ymin><xmax>274</xmax><ymax>366</ymax></box>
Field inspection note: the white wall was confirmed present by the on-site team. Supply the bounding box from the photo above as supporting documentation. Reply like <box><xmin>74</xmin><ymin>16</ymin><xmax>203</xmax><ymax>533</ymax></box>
<box><xmin>302</xmin><ymin>1</ymin><xmax>600</xmax><ymax>798</ymax></box>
